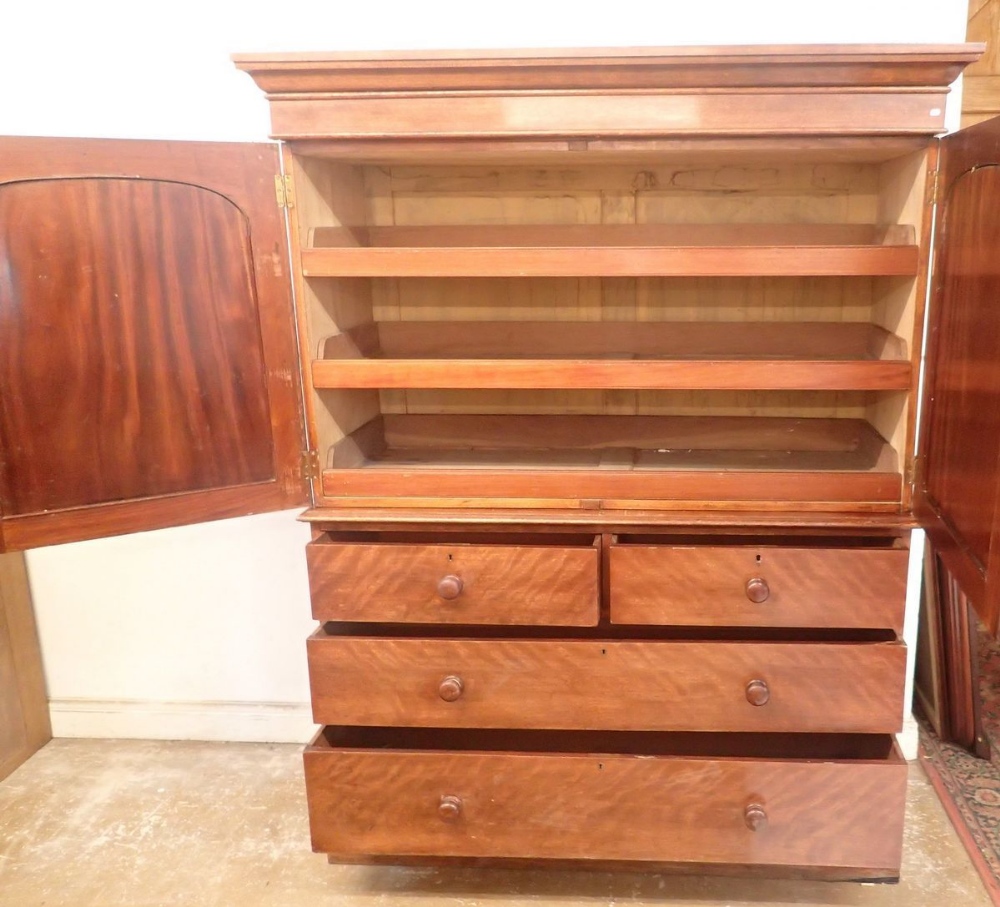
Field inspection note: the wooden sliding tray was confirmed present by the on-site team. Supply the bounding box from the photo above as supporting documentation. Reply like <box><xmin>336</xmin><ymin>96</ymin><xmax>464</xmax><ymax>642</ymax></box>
<box><xmin>324</xmin><ymin>413</ymin><xmax>901</xmax><ymax>509</ymax></box>
<box><xmin>314</xmin><ymin>321</ymin><xmax>911</xmax><ymax>391</ymax></box>
<box><xmin>302</xmin><ymin>224</ymin><xmax>918</xmax><ymax>278</ymax></box>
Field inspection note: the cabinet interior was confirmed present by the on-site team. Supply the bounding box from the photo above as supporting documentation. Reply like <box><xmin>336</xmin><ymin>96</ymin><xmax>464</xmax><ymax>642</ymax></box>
<box><xmin>289</xmin><ymin>145</ymin><xmax>931</xmax><ymax>512</ymax></box>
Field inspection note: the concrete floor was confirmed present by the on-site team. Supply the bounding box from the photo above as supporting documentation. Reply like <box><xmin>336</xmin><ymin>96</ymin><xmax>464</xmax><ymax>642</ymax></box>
<box><xmin>0</xmin><ymin>739</ymin><xmax>991</xmax><ymax>907</ymax></box>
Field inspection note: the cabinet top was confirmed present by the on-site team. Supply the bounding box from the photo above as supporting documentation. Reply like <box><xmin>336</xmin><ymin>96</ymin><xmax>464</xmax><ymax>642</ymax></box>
<box><xmin>233</xmin><ymin>44</ymin><xmax>984</xmax><ymax>146</ymax></box>
<box><xmin>233</xmin><ymin>44</ymin><xmax>982</xmax><ymax>95</ymax></box>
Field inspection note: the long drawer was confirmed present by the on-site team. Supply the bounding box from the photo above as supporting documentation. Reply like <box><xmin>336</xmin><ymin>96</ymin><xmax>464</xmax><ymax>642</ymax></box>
<box><xmin>304</xmin><ymin>727</ymin><xmax>907</xmax><ymax>876</ymax></box>
<box><xmin>307</xmin><ymin>634</ymin><xmax>906</xmax><ymax>733</ymax></box>
<box><xmin>307</xmin><ymin>536</ymin><xmax>600</xmax><ymax>625</ymax></box>
<box><xmin>610</xmin><ymin>541</ymin><xmax>908</xmax><ymax>630</ymax></box>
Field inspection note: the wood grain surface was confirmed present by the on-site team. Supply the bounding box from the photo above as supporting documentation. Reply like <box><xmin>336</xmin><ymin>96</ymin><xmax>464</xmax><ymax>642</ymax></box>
<box><xmin>609</xmin><ymin>543</ymin><xmax>908</xmax><ymax>631</ymax></box>
<box><xmin>302</xmin><ymin>245</ymin><xmax>916</xmax><ymax>276</ymax></box>
<box><xmin>345</xmin><ymin>320</ymin><xmax>908</xmax><ymax>359</ymax></box>
<box><xmin>0</xmin><ymin>552</ymin><xmax>50</xmax><ymax>781</ymax></box>
<box><xmin>918</xmin><ymin>116</ymin><xmax>1000</xmax><ymax>630</ymax></box>
<box><xmin>270</xmin><ymin>91</ymin><xmax>950</xmax><ymax>143</ymax></box>
<box><xmin>0</xmin><ymin>137</ymin><xmax>307</xmax><ymax>545</ymax></box>
<box><xmin>307</xmin><ymin>635</ymin><xmax>906</xmax><ymax>733</ymax></box>
<box><xmin>314</xmin><ymin>360</ymin><xmax>911</xmax><ymax>392</ymax></box>
<box><xmin>304</xmin><ymin>728</ymin><xmax>906</xmax><ymax>871</ymax></box>
<box><xmin>313</xmin><ymin>319</ymin><xmax>911</xmax><ymax>391</ymax></box>
<box><xmin>307</xmin><ymin>538</ymin><xmax>599</xmax><ymax>625</ymax></box>
<box><xmin>0</xmin><ymin>177</ymin><xmax>272</xmax><ymax>514</ymax></box>
<box><xmin>235</xmin><ymin>43</ymin><xmax>978</xmax><ymax>95</ymax></box>
<box><xmin>322</xmin><ymin>465</ymin><xmax>902</xmax><ymax>508</ymax></box>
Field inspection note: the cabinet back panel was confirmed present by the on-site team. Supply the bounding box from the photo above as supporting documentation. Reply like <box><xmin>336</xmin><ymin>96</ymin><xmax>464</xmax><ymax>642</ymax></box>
<box><xmin>381</xmin><ymin>163</ymin><xmax>880</xmax><ymax>227</ymax></box>
<box><xmin>0</xmin><ymin>178</ymin><xmax>275</xmax><ymax>515</ymax></box>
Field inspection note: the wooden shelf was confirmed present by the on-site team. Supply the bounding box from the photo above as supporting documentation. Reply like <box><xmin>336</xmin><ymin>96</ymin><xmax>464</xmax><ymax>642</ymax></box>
<box><xmin>302</xmin><ymin>224</ymin><xmax>919</xmax><ymax>278</ymax></box>
<box><xmin>312</xmin><ymin>321</ymin><xmax>910</xmax><ymax>391</ymax></box>
<box><xmin>322</xmin><ymin>414</ymin><xmax>901</xmax><ymax>507</ymax></box>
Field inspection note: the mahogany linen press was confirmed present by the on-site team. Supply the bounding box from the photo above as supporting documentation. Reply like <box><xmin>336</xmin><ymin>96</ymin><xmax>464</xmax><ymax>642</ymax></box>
<box><xmin>2</xmin><ymin>43</ymin><xmax>999</xmax><ymax>879</ymax></box>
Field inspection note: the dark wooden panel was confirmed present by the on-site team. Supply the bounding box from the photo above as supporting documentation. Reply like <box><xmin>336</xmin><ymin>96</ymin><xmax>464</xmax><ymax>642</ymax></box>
<box><xmin>304</xmin><ymin>728</ymin><xmax>906</xmax><ymax>872</ymax></box>
<box><xmin>919</xmin><ymin>117</ymin><xmax>1000</xmax><ymax>630</ymax></box>
<box><xmin>307</xmin><ymin>635</ymin><xmax>906</xmax><ymax>733</ymax></box>
<box><xmin>0</xmin><ymin>137</ymin><xmax>307</xmax><ymax>546</ymax></box>
<box><xmin>307</xmin><ymin>539</ymin><xmax>599</xmax><ymax>625</ymax></box>
<box><xmin>610</xmin><ymin>544</ymin><xmax>908</xmax><ymax>631</ymax></box>
<box><xmin>0</xmin><ymin>178</ymin><xmax>271</xmax><ymax>513</ymax></box>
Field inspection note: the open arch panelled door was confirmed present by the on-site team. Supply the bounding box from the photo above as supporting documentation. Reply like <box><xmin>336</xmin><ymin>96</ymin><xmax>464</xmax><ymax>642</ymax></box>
<box><xmin>0</xmin><ymin>138</ymin><xmax>309</xmax><ymax>551</ymax></box>
<box><xmin>918</xmin><ymin>115</ymin><xmax>1000</xmax><ymax>636</ymax></box>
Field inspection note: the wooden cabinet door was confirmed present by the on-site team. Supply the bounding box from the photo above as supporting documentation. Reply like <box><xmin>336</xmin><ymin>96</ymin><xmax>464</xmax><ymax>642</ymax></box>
<box><xmin>917</xmin><ymin>115</ymin><xmax>1000</xmax><ymax>634</ymax></box>
<box><xmin>0</xmin><ymin>138</ymin><xmax>308</xmax><ymax>551</ymax></box>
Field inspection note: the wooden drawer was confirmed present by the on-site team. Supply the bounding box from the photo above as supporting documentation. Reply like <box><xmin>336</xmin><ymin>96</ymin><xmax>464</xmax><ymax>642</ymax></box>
<box><xmin>307</xmin><ymin>634</ymin><xmax>905</xmax><ymax>733</ymax></box>
<box><xmin>304</xmin><ymin>727</ymin><xmax>907</xmax><ymax>877</ymax></box>
<box><xmin>610</xmin><ymin>541</ymin><xmax>908</xmax><ymax>631</ymax></box>
<box><xmin>306</xmin><ymin>536</ymin><xmax>600</xmax><ymax>627</ymax></box>
<box><xmin>306</xmin><ymin>535</ymin><xmax>600</xmax><ymax>626</ymax></box>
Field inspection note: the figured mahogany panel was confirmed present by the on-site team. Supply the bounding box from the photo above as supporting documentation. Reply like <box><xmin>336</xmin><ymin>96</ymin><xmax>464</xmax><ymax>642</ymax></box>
<box><xmin>610</xmin><ymin>543</ymin><xmax>908</xmax><ymax>631</ymax></box>
<box><xmin>307</xmin><ymin>538</ymin><xmax>599</xmax><ymax>625</ymax></box>
<box><xmin>0</xmin><ymin>178</ymin><xmax>272</xmax><ymax>513</ymax></box>
<box><xmin>0</xmin><ymin>137</ymin><xmax>307</xmax><ymax>547</ymax></box>
<box><xmin>918</xmin><ymin>117</ymin><xmax>1000</xmax><ymax>631</ymax></box>
<box><xmin>303</xmin><ymin>728</ymin><xmax>907</xmax><ymax>873</ymax></box>
<box><xmin>307</xmin><ymin>634</ymin><xmax>906</xmax><ymax>733</ymax></box>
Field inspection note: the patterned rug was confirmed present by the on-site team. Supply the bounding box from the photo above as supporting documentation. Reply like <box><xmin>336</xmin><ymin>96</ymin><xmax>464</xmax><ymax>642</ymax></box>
<box><xmin>919</xmin><ymin>629</ymin><xmax>1000</xmax><ymax>905</ymax></box>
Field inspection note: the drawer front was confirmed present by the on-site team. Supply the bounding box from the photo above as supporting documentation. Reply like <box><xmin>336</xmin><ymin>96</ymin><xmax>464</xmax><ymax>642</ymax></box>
<box><xmin>304</xmin><ymin>731</ymin><xmax>907</xmax><ymax>872</ymax></box>
<box><xmin>610</xmin><ymin>544</ymin><xmax>908</xmax><ymax>631</ymax></box>
<box><xmin>307</xmin><ymin>636</ymin><xmax>905</xmax><ymax>733</ymax></box>
<box><xmin>307</xmin><ymin>540</ymin><xmax>599</xmax><ymax>626</ymax></box>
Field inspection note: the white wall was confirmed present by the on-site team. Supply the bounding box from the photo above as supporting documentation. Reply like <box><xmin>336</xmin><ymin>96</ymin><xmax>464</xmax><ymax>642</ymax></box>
<box><xmin>1</xmin><ymin>0</ymin><xmax>969</xmax><ymax>743</ymax></box>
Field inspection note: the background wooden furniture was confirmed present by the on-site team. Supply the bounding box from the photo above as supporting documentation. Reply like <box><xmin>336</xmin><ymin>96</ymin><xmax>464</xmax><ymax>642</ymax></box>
<box><xmin>964</xmin><ymin>0</ymin><xmax>1000</xmax><ymax>125</ymax></box>
<box><xmin>0</xmin><ymin>553</ymin><xmax>50</xmax><ymax>780</ymax></box>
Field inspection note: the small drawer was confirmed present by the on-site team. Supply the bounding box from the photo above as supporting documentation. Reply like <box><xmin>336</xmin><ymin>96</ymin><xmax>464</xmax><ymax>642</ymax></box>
<box><xmin>609</xmin><ymin>541</ymin><xmax>908</xmax><ymax>631</ymax></box>
<box><xmin>304</xmin><ymin>727</ymin><xmax>906</xmax><ymax>877</ymax></box>
<box><xmin>306</xmin><ymin>535</ymin><xmax>599</xmax><ymax>626</ymax></box>
<box><xmin>307</xmin><ymin>633</ymin><xmax>906</xmax><ymax>734</ymax></box>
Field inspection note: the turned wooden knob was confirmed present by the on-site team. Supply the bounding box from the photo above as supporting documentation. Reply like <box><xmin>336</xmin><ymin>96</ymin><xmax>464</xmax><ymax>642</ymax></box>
<box><xmin>744</xmin><ymin>802</ymin><xmax>768</xmax><ymax>831</ymax></box>
<box><xmin>437</xmin><ymin>574</ymin><xmax>464</xmax><ymax>600</ymax></box>
<box><xmin>439</xmin><ymin>795</ymin><xmax>463</xmax><ymax>821</ymax></box>
<box><xmin>745</xmin><ymin>576</ymin><xmax>770</xmax><ymax>603</ymax></box>
<box><xmin>438</xmin><ymin>675</ymin><xmax>464</xmax><ymax>702</ymax></box>
<box><xmin>745</xmin><ymin>679</ymin><xmax>770</xmax><ymax>706</ymax></box>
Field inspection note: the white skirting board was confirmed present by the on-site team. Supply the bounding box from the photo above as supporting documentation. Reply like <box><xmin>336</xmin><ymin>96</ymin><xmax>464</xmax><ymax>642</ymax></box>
<box><xmin>899</xmin><ymin>712</ymin><xmax>919</xmax><ymax>761</ymax></box>
<box><xmin>48</xmin><ymin>698</ymin><xmax>316</xmax><ymax>743</ymax></box>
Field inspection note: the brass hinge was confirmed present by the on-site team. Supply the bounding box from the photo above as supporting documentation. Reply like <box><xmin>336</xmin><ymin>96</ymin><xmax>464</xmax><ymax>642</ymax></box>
<box><xmin>300</xmin><ymin>449</ymin><xmax>320</xmax><ymax>480</ymax></box>
<box><xmin>274</xmin><ymin>174</ymin><xmax>295</xmax><ymax>209</ymax></box>
<box><xmin>930</xmin><ymin>168</ymin><xmax>941</xmax><ymax>204</ymax></box>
